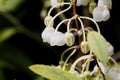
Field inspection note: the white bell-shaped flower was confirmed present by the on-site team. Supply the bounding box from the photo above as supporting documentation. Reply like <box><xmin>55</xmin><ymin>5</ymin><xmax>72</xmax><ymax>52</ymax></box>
<box><xmin>102</xmin><ymin>7</ymin><xmax>110</xmax><ymax>21</ymax></box>
<box><xmin>103</xmin><ymin>0</ymin><xmax>112</xmax><ymax>9</ymax></box>
<box><xmin>44</xmin><ymin>16</ymin><xmax>54</xmax><ymax>27</ymax></box>
<box><xmin>93</xmin><ymin>5</ymin><xmax>110</xmax><ymax>22</ymax></box>
<box><xmin>77</xmin><ymin>0</ymin><xmax>89</xmax><ymax>6</ymax></box>
<box><xmin>50</xmin><ymin>0</ymin><xmax>63</xmax><ymax>7</ymax></box>
<box><xmin>108</xmin><ymin>67</ymin><xmax>120</xmax><ymax>80</ymax></box>
<box><xmin>50</xmin><ymin>31</ymin><xmax>65</xmax><ymax>46</ymax></box>
<box><xmin>64</xmin><ymin>32</ymin><xmax>75</xmax><ymax>46</ymax></box>
<box><xmin>98</xmin><ymin>0</ymin><xmax>104</xmax><ymax>6</ymax></box>
<box><xmin>51</xmin><ymin>0</ymin><xmax>58</xmax><ymax>7</ymax></box>
<box><xmin>41</xmin><ymin>27</ymin><xmax>55</xmax><ymax>43</ymax></box>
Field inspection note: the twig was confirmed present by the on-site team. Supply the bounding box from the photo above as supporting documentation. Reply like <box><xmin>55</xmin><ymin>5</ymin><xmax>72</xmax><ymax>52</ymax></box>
<box><xmin>93</xmin><ymin>56</ymin><xmax>105</xmax><ymax>80</ymax></box>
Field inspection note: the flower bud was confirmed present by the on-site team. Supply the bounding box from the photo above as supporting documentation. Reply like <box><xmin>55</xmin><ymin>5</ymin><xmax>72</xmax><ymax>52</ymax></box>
<box><xmin>40</xmin><ymin>9</ymin><xmax>47</xmax><ymax>19</ymax></box>
<box><xmin>80</xmin><ymin>41</ymin><xmax>90</xmax><ymax>54</ymax></box>
<box><xmin>64</xmin><ymin>32</ymin><xmax>75</xmax><ymax>46</ymax></box>
<box><xmin>44</xmin><ymin>16</ymin><xmax>54</xmax><ymax>27</ymax></box>
<box><xmin>77</xmin><ymin>29</ymin><xmax>83</xmax><ymax>36</ymax></box>
<box><xmin>77</xmin><ymin>0</ymin><xmax>89</xmax><ymax>6</ymax></box>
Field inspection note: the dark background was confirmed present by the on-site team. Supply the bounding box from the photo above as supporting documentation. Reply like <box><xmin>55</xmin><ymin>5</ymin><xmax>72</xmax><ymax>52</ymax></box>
<box><xmin>1</xmin><ymin>0</ymin><xmax>120</xmax><ymax>80</ymax></box>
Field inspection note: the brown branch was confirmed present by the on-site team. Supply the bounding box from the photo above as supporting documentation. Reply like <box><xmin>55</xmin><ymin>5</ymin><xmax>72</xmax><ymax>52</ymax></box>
<box><xmin>93</xmin><ymin>56</ymin><xmax>106</xmax><ymax>80</ymax></box>
<box><xmin>73</xmin><ymin>0</ymin><xmax>79</xmax><ymax>29</ymax></box>
<box><xmin>72</xmin><ymin>0</ymin><xmax>82</xmax><ymax>45</ymax></box>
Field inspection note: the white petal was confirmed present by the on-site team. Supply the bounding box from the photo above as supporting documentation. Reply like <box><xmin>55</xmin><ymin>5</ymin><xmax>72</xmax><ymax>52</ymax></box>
<box><xmin>103</xmin><ymin>0</ymin><xmax>112</xmax><ymax>9</ymax></box>
<box><xmin>50</xmin><ymin>0</ymin><xmax>58</xmax><ymax>7</ymax></box>
<box><xmin>98</xmin><ymin>0</ymin><xmax>104</xmax><ymax>6</ymax></box>
<box><xmin>50</xmin><ymin>31</ymin><xmax>65</xmax><ymax>46</ymax></box>
<box><xmin>93</xmin><ymin>6</ymin><xmax>103</xmax><ymax>22</ymax></box>
<box><xmin>108</xmin><ymin>67</ymin><xmax>120</xmax><ymax>80</ymax></box>
<box><xmin>50</xmin><ymin>0</ymin><xmax>63</xmax><ymax>7</ymax></box>
<box><xmin>102</xmin><ymin>7</ymin><xmax>110</xmax><ymax>21</ymax></box>
<box><xmin>41</xmin><ymin>27</ymin><xmax>55</xmax><ymax>43</ymax></box>
<box><xmin>77</xmin><ymin>0</ymin><xmax>89</xmax><ymax>6</ymax></box>
<box><xmin>93</xmin><ymin>6</ymin><xmax>110</xmax><ymax>22</ymax></box>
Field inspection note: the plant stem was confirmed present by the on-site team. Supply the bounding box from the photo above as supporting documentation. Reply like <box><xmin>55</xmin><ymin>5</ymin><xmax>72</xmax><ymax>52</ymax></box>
<box><xmin>73</xmin><ymin>0</ymin><xmax>79</xmax><ymax>30</ymax></box>
<box><xmin>93</xmin><ymin>56</ymin><xmax>105</xmax><ymax>80</ymax></box>
<box><xmin>72</xmin><ymin>0</ymin><xmax>81</xmax><ymax>44</ymax></box>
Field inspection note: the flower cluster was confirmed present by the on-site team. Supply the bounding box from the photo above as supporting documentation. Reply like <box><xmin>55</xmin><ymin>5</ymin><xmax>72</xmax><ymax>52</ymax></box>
<box><xmin>42</xmin><ymin>1</ymin><xmax>72</xmax><ymax>46</ymax></box>
<box><xmin>29</xmin><ymin>0</ymin><xmax>120</xmax><ymax>80</ymax></box>
<box><xmin>76</xmin><ymin>0</ymin><xmax>112</xmax><ymax>22</ymax></box>
<box><xmin>42</xmin><ymin>0</ymin><xmax>112</xmax><ymax>46</ymax></box>
<box><xmin>41</xmin><ymin>0</ymin><xmax>118</xmax><ymax>80</ymax></box>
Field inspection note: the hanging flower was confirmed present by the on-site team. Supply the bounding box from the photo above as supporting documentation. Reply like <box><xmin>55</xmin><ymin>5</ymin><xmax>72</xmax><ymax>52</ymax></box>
<box><xmin>41</xmin><ymin>27</ymin><xmax>55</xmax><ymax>43</ymax></box>
<box><xmin>93</xmin><ymin>5</ymin><xmax>110</xmax><ymax>22</ymax></box>
<box><xmin>103</xmin><ymin>0</ymin><xmax>112</xmax><ymax>9</ymax></box>
<box><xmin>50</xmin><ymin>0</ymin><xmax>58</xmax><ymax>7</ymax></box>
<box><xmin>76</xmin><ymin>0</ymin><xmax>89</xmax><ymax>6</ymax></box>
<box><xmin>108</xmin><ymin>67</ymin><xmax>120</xmax><ymax>80</ymax></box>
<box><xmin>50</xmin><ymin>31</ymin><xmax>65</xmax><ymax>46</ymax></box>
<box><xmin>50</xmin><ymin>0</ymin><xmax>64</xmax><ymax>7</ymax></box>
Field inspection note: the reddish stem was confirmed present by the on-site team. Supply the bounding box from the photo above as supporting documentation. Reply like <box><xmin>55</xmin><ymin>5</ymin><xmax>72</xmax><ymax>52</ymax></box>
<box><xmin>73</xmin><ymin>0</ymin><xmax>79</xmax><ymax>29</ymax></box>
<box><xmin>72</xmin><ymin>0</ymin><xmax>82</xmax><ymax>44</ymax></box>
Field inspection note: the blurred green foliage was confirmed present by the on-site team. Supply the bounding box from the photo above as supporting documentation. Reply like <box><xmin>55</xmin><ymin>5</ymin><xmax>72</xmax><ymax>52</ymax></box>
<box><xmin>0</xmin><ymin>0</ymin><xmax>24</xmax><ymax>12</ymax></box>
<box><xmin>0</xmin><ymin>0</ymin><xmax>49</xmax><ymax>80</ymax></box>
<box><xmin>0</xmin><ymin>27</ymin><xmax>16</xmax><ymax>43</ymax></box>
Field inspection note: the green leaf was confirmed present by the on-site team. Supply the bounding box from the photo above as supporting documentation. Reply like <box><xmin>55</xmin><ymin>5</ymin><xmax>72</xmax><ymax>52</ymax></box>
<box><xmin>0</xmin><ymin>70</ymin><xmax>5</xmax><ymax>80</ymax></box>
<box><xmin>0</xmin><ymin>0</ymin><xmax>24</xmax><ymax>12</ymax></box>
<box><xmin>0</xmin><ymin>27</ymin><xmax>17</xmax><ymax>43</ymax></box>
<box><xmin>34</xmin><ymin>76</ymin><xmax>46</xmax><ymax>80</ymax></box>
<box><xmin>87</xmin><ymin>31</ymin><xmax>109</xmax><ymax>63</ymax></box>
<box><xmin>29</xmin><ymin>64</ymin><xmax>81</xmax><ymax>80</ymax></box>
